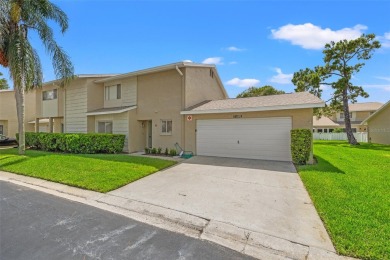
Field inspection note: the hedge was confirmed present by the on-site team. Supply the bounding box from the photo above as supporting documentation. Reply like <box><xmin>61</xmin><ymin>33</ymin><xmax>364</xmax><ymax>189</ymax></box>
<box><xmin>291</xmin><ymin>129</ymin><xmax>312</xmax><ymax>165</ymax></box>
<box><xmin>17</xmin><ymin>132</ymin><xmax>125</xmax><ymax>154</ymax></box>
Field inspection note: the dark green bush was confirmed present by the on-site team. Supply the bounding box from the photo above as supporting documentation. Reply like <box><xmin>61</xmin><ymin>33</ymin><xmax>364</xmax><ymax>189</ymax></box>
<box><xmin>151</xmin><ymin>147</ymin><xmax>157</xmax><ymax>154</ymax></box>
<box><xmin>157</xmin><ymin>147</ymin><xmax>162</xmax><ymax>154</ymax></box>
<box><xmin>144</xmin><ymin>147</ymin><xmax>150</xmax><ymax>154</ymax></box>
<box><xmin>19</xmin><ymin>132</ymin><xmax>125</xmax><ymax>154</ymax></box>
<box><xmin>164</xmin><ymin>148</ymin><xmax>169</xmax><ymax>156</ymax></box>
<box><xmin>169</xmin><ymin>149</ymin><xmax>177</xmax><ymax>156</ymax></box>
<box><xmin>291</xmin><ymin>129</ymin><xmax>312</xmax><ymax>165</ymax></box>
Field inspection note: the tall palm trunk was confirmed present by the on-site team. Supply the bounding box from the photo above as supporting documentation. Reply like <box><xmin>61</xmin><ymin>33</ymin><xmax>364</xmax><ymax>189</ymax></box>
<box><xmin>343</xmin><ymin>89</ymin><xmax>358</xmax><ymax>145</ymax></box>
<box><xmin>14</xmin><ymin>84</ymin><xmax>25</xmax><ymax>155</ymax></box>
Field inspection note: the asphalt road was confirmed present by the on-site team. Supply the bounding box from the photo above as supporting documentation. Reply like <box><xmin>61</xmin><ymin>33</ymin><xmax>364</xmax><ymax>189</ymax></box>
<box><xmin>0</xmin><ymin>181</ymin><xmax>252</xmax><ymax>260</ymax></box>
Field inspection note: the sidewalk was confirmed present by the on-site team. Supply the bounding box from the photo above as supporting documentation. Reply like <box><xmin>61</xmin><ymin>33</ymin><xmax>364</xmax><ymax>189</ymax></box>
<box><xmin>0</xmin><ymin>171</ymin><xmax>356</xmax><ymax>260</ymax></box>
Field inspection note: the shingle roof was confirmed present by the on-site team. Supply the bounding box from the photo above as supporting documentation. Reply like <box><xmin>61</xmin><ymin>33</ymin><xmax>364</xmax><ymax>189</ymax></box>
<box><xmin>182</xmin><ymin>92</ymin><xmax>324</xmax><ymax>114</ymax></box>
<box><xmin>362</xmin><ymin>100</ymin><xmax>390</xmax><ymax>124</ymax></box>
<box><xmin>348</xmin><ymin>102</ymin><xmax>383</xmax><ymax>112</ymax></box>
<box><xmin>313</xmin><ymin>116</ymin><xmax>340</xmax><ymax>127</ymax></box>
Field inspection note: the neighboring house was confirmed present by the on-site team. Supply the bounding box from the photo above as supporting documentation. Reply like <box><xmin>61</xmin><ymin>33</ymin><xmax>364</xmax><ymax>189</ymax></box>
<box><xmin>34</xmin><ymin>74</ymin><xmax>117</xmax><ymax>134</ymax></box>
<box><xmin>2</xmin><ymin>62</ymin><xmax>325</xmax><ymax>162</ymax></box>
<box><xmin>0</xmin><ymin>89</ymin><xmax>37</xmax><ymax>138</ymax></box>
<box><xmin>362</xmin><ymin>101</ymin><xmax>390</xmax><ymax>145</ymax></box>
<box><xmin>313</xmin><ymin>102</ymin><xmax>383</xmax><ymax>133</ymax></box>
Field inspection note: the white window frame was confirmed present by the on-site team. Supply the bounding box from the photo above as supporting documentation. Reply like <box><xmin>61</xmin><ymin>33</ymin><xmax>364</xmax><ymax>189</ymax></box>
<box><xmin>97</xmin><ymin>121</ymin><xmax>113</xmax><ymax>134</ymax></box>
<box><xmin>161</xmin><ymin>119</ymin><xmax>172</xmax><ymax>135</ymax></box>
<box><xmin>105</xmin><ymin>84</ymin><xmax>121</xmax><ymax>100</ymax></box>
<box><xmin>43</xmin><ymin>89</ymin><xmax>58</xmax><ymax>101</ymax></box>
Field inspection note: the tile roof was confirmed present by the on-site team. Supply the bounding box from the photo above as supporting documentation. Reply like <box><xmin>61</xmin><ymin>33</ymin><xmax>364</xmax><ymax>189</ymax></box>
<box><xmin>183</xmin><ymin>92</ymin><xmax>324</xmax><ymax>114</ymax></box>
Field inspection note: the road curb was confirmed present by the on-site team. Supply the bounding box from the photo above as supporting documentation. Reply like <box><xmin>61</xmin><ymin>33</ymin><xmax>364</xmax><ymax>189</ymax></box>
<box><xmin>0</xmin><ymin>171</ymin><xmax>356</xmax><ymax>260</ymax></box>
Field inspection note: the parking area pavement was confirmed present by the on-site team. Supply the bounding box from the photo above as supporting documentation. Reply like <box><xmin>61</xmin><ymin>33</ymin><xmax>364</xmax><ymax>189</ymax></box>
<box><xmin>109</xmin><ymin>156</ymin><xmax>335</xmax><ymax>252</ymax></box>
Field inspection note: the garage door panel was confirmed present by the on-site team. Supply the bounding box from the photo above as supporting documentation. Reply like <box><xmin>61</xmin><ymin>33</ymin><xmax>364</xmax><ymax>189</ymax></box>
<box><xmin>196</xmin><ymin>118</ymin><xmax>292</xmax><ymax>161</ymax></box>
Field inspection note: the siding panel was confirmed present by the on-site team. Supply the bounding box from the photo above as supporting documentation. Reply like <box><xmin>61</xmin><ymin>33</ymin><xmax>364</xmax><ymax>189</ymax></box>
<box><xmin>65</xmin><ymin>87</ymin><xmax>87</xmax><ymax>133</ymax></box>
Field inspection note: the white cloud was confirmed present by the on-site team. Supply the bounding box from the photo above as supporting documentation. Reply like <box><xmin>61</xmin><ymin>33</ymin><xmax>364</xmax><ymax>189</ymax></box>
<box><xmin>269</xmin><ymin>68</ymin><xmax>293</xmax><ymax>84</ymax></box>
<box><xmin>375</xmin><ymin>76</ymin><xmax>390</xmax><ymax>82</ymax></box>
<box><xmin>226</xmin><ymin>46</ymin><xmax>245</xmax><ymax>52</ymax></box>
<box><xmin>202</xmin><ymin>57</ymin><xmax>223</xmax><ymax>65</ymax></box>
<box><xmin>229</xmin><ymin>61</ymin><xmax>238</xmax><ymax>65</ymax></box>
<box><xmin>226</xmin><ymin>78</ymin><xmax>260</xmax><ymax>88</ymax></box>
<box><xmin>378</xmin><ymin>32</ymin><xmax>390</xmax><ymax>48</ymax></box>
<box><xmin>182</xmin><ymin>60</ymin><xmax>193</xmax><ymax>63</ymax></box>
<box><xmin>271</xmin><ymin>23</ymin><xmax>367</xmax><ymax>50</ymax></box>
<box><xmin>364</xmin><ymin>84</ymin><xmax>390</xmax><ymax>92</ymax></box>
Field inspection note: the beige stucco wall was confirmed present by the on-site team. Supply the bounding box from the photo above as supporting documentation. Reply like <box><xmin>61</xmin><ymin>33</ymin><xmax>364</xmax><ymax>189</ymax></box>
<box><xmin>0</xmin><ymin>90</ymin><xmax>36</xmax><ymax>138</ymax></box>
<box><xmin>367</xmin><ymin>105</ymin><xmax>390</xmax><ymax>145</ymax></box>
<box><xmin>184</xmin><ymin>67</ymin><xmax>227</xmax><ymax>108</ymax></box>
<box><xmin>183</xmin><ymin>108</ymin><xmax>313</xmax><ymax>154</ymax></box>
<box><xmin>87</xmin><ymin>81</ymin><xmax>104</xmax><ymax>112</ymax></box>
<box><xmin>128</xmin><ymin>109</ymin><xmax>146</xmax><ymax>152</ymax></box>
<box><xmin>136</xmin><ymin>69</ymin><xmax>183</xmax><ymax>151</ymax></box>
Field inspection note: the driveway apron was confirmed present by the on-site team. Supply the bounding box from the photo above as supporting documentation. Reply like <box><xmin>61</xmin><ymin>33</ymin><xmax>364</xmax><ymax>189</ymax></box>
<box><xmin>109</xmin><ymin>156</ymin><xmax>334</xmax><ymax>252</ymax></box>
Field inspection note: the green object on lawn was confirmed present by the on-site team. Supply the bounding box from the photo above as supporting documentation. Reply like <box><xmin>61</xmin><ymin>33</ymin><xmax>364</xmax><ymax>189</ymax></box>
<box><xmin>174</xmin><ymin>142</ymin><xmax>193</xmax><ymax>159</ymax></box>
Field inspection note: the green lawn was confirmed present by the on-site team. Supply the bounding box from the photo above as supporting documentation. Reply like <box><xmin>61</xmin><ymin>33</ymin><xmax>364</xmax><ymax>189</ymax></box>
<box><xmin>0</xmin><ymin>149</ymin><xmax>176</xmax><ymax>193</ymax></box>
<box><xmin>299</xmin><ymin>141</ymin><xmax>390</xmax><ymax>260</ymax></box>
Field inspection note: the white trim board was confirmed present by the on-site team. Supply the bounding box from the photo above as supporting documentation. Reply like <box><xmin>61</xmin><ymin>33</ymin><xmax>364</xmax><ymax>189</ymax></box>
<box><xmin>86</xmin><ymin>106</ymin><xmax>136</xmax><ymax>116</ymax></box>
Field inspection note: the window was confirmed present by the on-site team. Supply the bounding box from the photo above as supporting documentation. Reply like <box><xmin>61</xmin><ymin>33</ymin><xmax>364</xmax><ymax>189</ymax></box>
<box><xmin>0</xmin><ymin>125</ymin><xmax>3</xmax><ymax>135</ymax></box>
<box><xmin>43</xmin><ymin>89</ymin><xmax>57</xmax><ymax>100</ymax></box>
<box><xmin>161</xmin><ymin>120</ymin><xmax>172</xmax><ymax>135</ymax></box>
<box><xmin>98</xmin><ymin>121</ymin><xmax>113</xmax><ymax>133</ymax></box>
<box><xmin>105</xmin><ymin>84</ymin><xmax>121</xmax><ymax>100</ymax></box>
<box><xmin>340</xmin><ymin>112</ymin><xmax>353</xmax><ymax>119</ymax></box>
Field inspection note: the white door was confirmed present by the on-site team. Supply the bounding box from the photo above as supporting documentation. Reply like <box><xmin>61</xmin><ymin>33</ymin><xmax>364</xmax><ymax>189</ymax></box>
<box><xmin>196</xmin><ymin>117</ymin><xmax>292</xmax><ymax>161</ymax></box>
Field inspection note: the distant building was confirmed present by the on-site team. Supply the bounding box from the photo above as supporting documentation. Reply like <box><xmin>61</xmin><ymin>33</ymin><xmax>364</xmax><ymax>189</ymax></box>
<box><xmin>313</xmin><ymin>102</ymin><xmax>383</xmax><ymax>133</ymax></box>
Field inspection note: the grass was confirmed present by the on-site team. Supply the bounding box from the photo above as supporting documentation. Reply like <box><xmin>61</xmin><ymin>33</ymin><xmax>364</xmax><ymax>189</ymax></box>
<box><xmin>0</xmin><ymin>149</ymin><xmax>176</xmax><ymax>193</ymax></box>
<box><xmin>299</xmin><ymin>141</ymin><xmax>390</xmax><ymax>260</ymax></box>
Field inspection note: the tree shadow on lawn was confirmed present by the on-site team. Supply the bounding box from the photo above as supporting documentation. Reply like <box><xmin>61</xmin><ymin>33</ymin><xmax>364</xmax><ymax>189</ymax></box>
<box><xmin>300</xmin><ymin>155</ymin><xmax>345</xmax><ymax>175</ymax></box>
<box><xmin>0</xmin><ymin>156</ymin><xmax>29</xmax><ymax>168</ymax></box>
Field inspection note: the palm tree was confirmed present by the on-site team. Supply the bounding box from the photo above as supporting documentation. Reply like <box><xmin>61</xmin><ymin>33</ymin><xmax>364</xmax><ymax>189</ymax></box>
<box><xmin>0</xmin><ymin>0</ymin><xmax>73</xmax><ymax>155</ymax></box>
<box><xmin>0</xmin><ymin>72</ymin><xmax>8</xmax><ymax>89</ymax></box>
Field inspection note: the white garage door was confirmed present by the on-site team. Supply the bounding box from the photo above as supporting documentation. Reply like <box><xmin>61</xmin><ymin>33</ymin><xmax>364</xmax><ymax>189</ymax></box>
<box><xmin>196</xmin><ymin>117</ymin><xmax>292</xmax><ymax>161</ymax></box>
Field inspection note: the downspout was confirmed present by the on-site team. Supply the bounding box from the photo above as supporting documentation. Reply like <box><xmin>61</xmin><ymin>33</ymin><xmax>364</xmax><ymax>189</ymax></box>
<box><xmin>175</xmin><ymin>66</ymin><xmax>185</xmax><ymax>150</ymax></box>
<box><xmin>63</xmin><ymin>88</ymin><xmax>66</xmax><ymax>133</ymax></box>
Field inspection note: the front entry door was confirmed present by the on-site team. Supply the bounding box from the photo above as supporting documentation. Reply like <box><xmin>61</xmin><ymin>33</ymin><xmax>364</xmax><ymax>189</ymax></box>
<box><xmin>147</xmin><ymin>120</ymin><xmax>152</xmax><ymax>148</ymax></box>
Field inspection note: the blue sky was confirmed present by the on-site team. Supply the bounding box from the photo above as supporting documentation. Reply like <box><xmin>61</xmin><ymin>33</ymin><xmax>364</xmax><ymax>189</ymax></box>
<box><xmin>1</xmin><ymin>0</ymin><xmax>390</xmax><ymax>103</ymax></box>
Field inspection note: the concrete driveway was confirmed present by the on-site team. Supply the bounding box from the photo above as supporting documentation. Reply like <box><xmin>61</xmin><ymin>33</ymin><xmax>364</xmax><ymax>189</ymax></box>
<box><xmin>110</xmin><ymin>156</ymin><xmax>334</xmax><ymax>252</ymax></box>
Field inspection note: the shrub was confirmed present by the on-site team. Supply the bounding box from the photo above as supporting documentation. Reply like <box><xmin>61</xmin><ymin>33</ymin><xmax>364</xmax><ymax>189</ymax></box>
<box><xmin>333</xmin><ymin>128</ymin><xmax>344</xmax><ymax>133</ymax></box>
<box><xmin>157</xmin><ymin>147</ymin><xmax>162</xmax><ymax>154</ymax></box>
<box><xmin>169</xmin><ymin>149</ymin><xmax>177</xmax><ymax>156</ymax></box>
<box><xmin>164</xmin><ymin>148</ymin><xmax>168</xmax><ymax>156</ymax></box>
<box><xmin>291</xmin><ymin>129</ymin><xmax>312</xmax><ymax>165</ymax></box>
<box><xmin>19</xmin><ymin>132</ymin><xmax>125</xmax><ymax>154</ymax></box>
<box><xmin>144</xmin><ymin>147</ymin><xmax>150</xmax><ymax>154</ymax></box>
<box><xmin>151</xmin><ymin>147</ymin><xmax>157</xmax><ymax>154</ymax></box>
